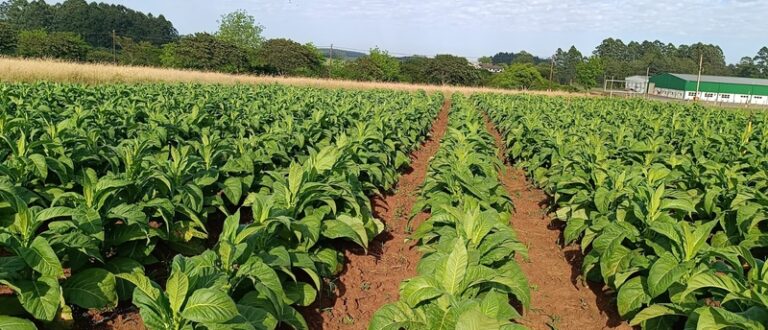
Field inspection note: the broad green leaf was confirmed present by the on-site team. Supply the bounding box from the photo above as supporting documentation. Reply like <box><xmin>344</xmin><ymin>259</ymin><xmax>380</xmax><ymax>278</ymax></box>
<box><xmin>647</xmin><ymin>253</ymin><xmax>689</xmax><ymax>298</ymax></box>
<box><xmin>400</xmin><ymin>276</ymin><xmax>443</xmax><ymax>308</ymax></box>
<box><xmin>0</xmin><ymin>315</ymin><xmax>37</xmax><ymax>330</ymax></box>
<box><xmin>455</xmin><ymin>304</ymin><xmax>510</xmax><ymax>330</ymax></box>
<box><xmin>181</xmin><ymin>288</ymin><xmax>239</xmax><ymax>324</ymax></box>
<box><xmin>279</xmin><ymin>306</ymin><xmax>308</xmax><ymax>330</ymax></box>
<box><xmin>480</xmin><ymin>290</ymin><xmax>521</xmax><ymax>320</ymax></box>
<box><xmin>692</xmin><ymin>306</ymin><xmax>768</xmax><ymax>330</ymax></box>
<box><xmin>237</xmin><ymin>304</ymin><xmax>278</xmax><ymax>330</ymax></box>
<box><xmin>321</xmin><ymin>215</ymin><xmax>369</xmax><ymax>249</ymax></box>
<box><xmin>369</xmin><ymin>301</ymin><xmax>425</xmax><ymax>330</ymax></box>
<box><xmin>594</xmin><ymin>187</ymin><xmax>611</xmax><ymax>214</ymax></box>
<box><xmin>222</xmin><ymin>177</ymin><xmax>243</xmax><ymax>205</ymax></box>
<box><xmin>116</xmin><ymin>270</ymin><xmax>161</xmax><ymax>300</ymax></box>
<box><xmin>630</xmin><ymin>304</ymin><xmax>685</xmax><ymax>326</ymax></box>
<box><xmin>284</xmin><ymin>281</ymin><xmax>316</xmax><ymax>307</ymax></box>
<box><xmin>15</xmin><ymin>276</ymin><xmax>61</xmax><ymax>321</ymax></box>
<box><xmin>63</xmin><ymin>268</ymin><xmax>118</xmax><ymax>309</ymax></box>
<box><xmin>442</xmin><ymin>240</ymin><xmax>468</xmax><ymax>296</ymax></box>
<box><xmin>563</xmin><ymin>217</ymin><xmax>587</xmax><ymax>244</ymax></box>
<box><xmin>682</xmin><ymin>272</ymin><xmax>745</xmax><ymax>299</ymax></box>
<box><xmin>35</xmin><ymin>207</ymin><xmax>75</xmax><ymax>222</ymax></box>
<box><xmin>21</xmin><ymin>236</ymin><xmax>64</xmax><ymax>277</ymax></box>
<box><xmin>237</xmin><ymin>257</ymin><xmax>284</xmax><ymax>299</ymax></box>
<box><xmin>166</xmin><ymin>270</ymin><xmax>189</xmax><ymax>313</ymax></box>
<box><xmin>104</xmin><ymin>257</ymin><xmax>144</xmax><ymax>301</ymax></box>
<box><xmin>617</xmin><ymin>276</ymin><xmax>650</xmax><ymax>318</ymax></box>
<box><xmin>28</xmin><ymin>154</ymin><xmax>47</xmax><ymax>179</ymax></box>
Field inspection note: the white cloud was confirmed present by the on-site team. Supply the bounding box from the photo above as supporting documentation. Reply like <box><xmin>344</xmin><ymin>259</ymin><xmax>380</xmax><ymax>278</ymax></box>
<box><xmin>49</xmin><ymin>0</ymin><xmax>768</xmax><ymax>62</ymax></box>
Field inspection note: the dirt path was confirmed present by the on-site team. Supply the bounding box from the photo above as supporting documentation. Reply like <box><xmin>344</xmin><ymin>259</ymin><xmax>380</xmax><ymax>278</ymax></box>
<box><xmin>302</xmin><ymin>99</ymin><xmax>451</xmax><ymax>330</ymax></box>
<box><xmin>484</xmin><ymin>118</ymin><xmax>632</xmax><ymax>330</ymax></box>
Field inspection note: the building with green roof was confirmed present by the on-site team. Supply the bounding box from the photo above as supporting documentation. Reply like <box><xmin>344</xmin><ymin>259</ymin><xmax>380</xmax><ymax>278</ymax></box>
<box><xmin>649</xmin><ymin>73</ymin><xmax>768</xmax><ymax>105</ymax></box>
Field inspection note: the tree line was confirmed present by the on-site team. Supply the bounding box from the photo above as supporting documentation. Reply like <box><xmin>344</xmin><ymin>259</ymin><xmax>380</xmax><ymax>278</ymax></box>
<box><xmin>0</xmin><ymin>0</ymin><xmax>766</xmax><ymax>91</ymax></box>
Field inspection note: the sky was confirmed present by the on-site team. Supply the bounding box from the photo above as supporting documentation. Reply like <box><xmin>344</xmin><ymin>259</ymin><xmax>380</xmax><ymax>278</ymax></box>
<box><xmin>53</xmin><ymin>0</ymin><xmax>768</xmax><ymax>63</ymax></box>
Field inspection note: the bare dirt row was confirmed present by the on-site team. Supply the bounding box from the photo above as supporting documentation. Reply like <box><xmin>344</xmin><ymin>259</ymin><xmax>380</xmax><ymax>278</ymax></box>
<box><xmin>484</xmin><ymin>117</ymin><xmax>631</xmax><ymax>330</ymax></box>
<box><xmin>301</xmin><ymin>99</ymin><xmax>451</xmax><ymax>329</ymax></box>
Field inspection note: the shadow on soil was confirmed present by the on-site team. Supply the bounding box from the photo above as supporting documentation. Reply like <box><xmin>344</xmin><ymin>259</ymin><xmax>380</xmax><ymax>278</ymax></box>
<box><xmin>298</xmin><ymin>189</ymin><xmax>401</xmax><ymax>329</ymax></box>
<box><xmin>549</xmin><ymin>219</ymin><xmax>626</xmax><ymax>328</ymax></box>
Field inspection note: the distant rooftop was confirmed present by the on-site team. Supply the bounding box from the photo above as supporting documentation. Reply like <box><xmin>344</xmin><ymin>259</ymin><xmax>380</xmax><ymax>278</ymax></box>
<box><xmin>667</xmin><ymin>73</ymin><xmax>768</xmax><ymax>86</ymax></box>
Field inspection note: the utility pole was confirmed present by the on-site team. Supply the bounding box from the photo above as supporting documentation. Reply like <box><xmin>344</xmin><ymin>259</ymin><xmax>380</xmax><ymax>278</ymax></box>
<box><xmin>694</xmin><ymin>53</ymin><xmax>703</xmax><ymax>103</ymax></box>
<box><xmin>328</xmin><ymin>44</ymin><xmax>333</xmax><ymax>79</ymax></box>
<box><xmin>645</xmin><ymin>66</ymin><xmax>650</xmax><ymax>99</ymax></box>
<box><xmin>548</xmin><ymin>54</ymin><xmax>555</xmax><ymax>91</ymax></box>
<box><xmin>112</xmin><ymin>30</ymin><xmax>117</xmax><ymax>64</ymax></box>
<box><xmin>609</xmin><ymin>76</ymin><xmax>614</xmax><ymax>97</ymax></box>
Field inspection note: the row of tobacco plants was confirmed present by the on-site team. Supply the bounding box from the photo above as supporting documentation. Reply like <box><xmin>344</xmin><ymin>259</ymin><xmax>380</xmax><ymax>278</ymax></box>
<box><xmin>476</xmin><ymin>94</ymin><xmax>768</xmax><ymax>329</ymax></box>
<box><xmin>370</xmin><ymin>94</ymin><xmax>530</xmax><ymax>329</ymax></box>
<box><xmin>0</xmin><ymin>82</ymin><xmax>443</xmax><ymax>329</ymax></box>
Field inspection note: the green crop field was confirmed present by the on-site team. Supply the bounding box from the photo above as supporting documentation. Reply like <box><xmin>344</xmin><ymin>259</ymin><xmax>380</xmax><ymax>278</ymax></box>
<box><xmin>0</xmin><ymin>82</ymin><xmax>766</xmax><ymax>330</ymax></box>
<box><xmin>0</xmin><ymin>82</ymin><xmax>442</xmax><ymax>329</ymax></box>
<box><xmin>478</xmin><ymin>94</ymin><xmax>768</xmax><ymax>329</ymax></box>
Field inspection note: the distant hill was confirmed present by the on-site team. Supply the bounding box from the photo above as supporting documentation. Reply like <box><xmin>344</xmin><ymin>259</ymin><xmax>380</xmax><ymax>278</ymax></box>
<box><xmin>318</xmin><ymin>48</ymin><xmax>367</xmax><ymax>60</ymax></box>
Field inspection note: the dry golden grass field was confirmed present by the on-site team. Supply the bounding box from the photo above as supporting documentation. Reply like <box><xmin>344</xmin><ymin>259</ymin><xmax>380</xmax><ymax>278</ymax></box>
<box><xmin>0</xmin><ymin>57</ymin><xmax>583</xmax><ymax>96</ymax></box>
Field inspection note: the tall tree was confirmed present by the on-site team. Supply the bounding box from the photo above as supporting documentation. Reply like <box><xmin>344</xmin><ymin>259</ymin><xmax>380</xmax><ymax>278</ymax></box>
<box><xmin>488</xmin><ymin>63</ymin><xmax>545</xmax><ymax>89</ymax></box>
<box><xmin>161</xmin><ymin>33</ymin><xmax>250</xmax><ymax>73</ymax></box>
<box><xmin>576</xmin><ymin>56</ymin><xmax>604</xmax><ymax>88</ymax></box>
<box><xmin>216</xmin><ymin>10</ymin><xmax>264</xmax><ymax>50</ymax></box>
<box><xmin>346</xmin><ymin>48</ymin><xmax>400</xmax><ymax>82</ymax></box>
<box><xmin>555</xmin><ymin>46</ymin><xmax>583</xmax><ymax>84</ymax></box>
<box><xmin>0</xmin><ymin>20</ymin><xmax>17</xmax><ymax>54</ymax></box>
<box><xmin>368</xmin><ymin>48</ymin><xmax>400</xmax><ymax>81</ymax></box>
<box><xmin>511</xmin><ymin>51</ymin><xmax>535</xmax><ymax>64</ymax></box>
<box><xmin>16</xmin><ymin>29</ymin><xmax>90</xmax><ymax>60</ymax></box>
<box><xmin>4</xmin><ymin>0</ymin><xmax>53</xmax><ymax>31</ymax></box>
<box><xmin>755</xmin><ymin>46</ymin><xmax>768</xmax><ymax>78</ymax></box>
<box><xmin>491</xmin><ymin>52</ymin><xmax>515</xmax><ymax>65</ymax></box>
<box><xmin>427</xmin><ymin>54</ymin><xmax>482</xmax><ymax>86</ymax></box>
<box><xmin>1</xmin><ymin>0</ymin><xmax>177</xmax><ymax>48</ymax></box>
<box><xmin>734</xmin><ymin>57</ymin><xmax>760</xmax><ymax>78</ymax></box>
<box><xmin>399</xmin><ymin>56</ymin><xmax>432</xmax><ymax>83</ymax></box>
<box><xmin>256</xmin><ymin>38</ymin><xmax>323</xmax><ymax>76</ymax></box>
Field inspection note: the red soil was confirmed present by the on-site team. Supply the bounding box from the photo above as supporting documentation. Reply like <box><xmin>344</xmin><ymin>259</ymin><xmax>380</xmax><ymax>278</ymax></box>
<box><xmin>301</xmin><ymin>99</ymin><xmax>451</xmax><ymax>329</ymax></box>
<box><xmin>484</xmin><ymin>118</ymin><xmax>632</xmax><ymax>330</ymax></box>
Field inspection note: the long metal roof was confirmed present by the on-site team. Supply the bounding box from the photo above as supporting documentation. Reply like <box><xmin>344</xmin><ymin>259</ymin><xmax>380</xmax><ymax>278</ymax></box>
<box><xmin>668</xmin><ymin>73</ymin><xmax>768</xmax><ymax>86</ymax></box>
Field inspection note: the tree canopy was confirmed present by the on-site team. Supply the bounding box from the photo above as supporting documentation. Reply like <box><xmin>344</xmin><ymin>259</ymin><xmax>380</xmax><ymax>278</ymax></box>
<box><xmin>488</xmin><ymin>64</ymin><xmax>545</xmax><ymax>89</ymax></box>
<box><xmin>257</xmin><ymin>38</ymin><xmax>323</xmax><ymax>76</ymax></box>
<box><xmin>161</xmin><ymin>33</ymin><xmax>249</xmax><ymax>73</ymax></box>
<box><xmin>427</xmin><ymin>54</ymin><xmax>483</xmax><ymax>86</ymax></box>
<box><xmin>216</xmin><ymin>10</ymin><xmax>264</xmax><ymax>51</ymax></box>
<box><xmin>1</xmin><ymin>0</ymin><xmax>177</xmax><ymax>47</ymax></box>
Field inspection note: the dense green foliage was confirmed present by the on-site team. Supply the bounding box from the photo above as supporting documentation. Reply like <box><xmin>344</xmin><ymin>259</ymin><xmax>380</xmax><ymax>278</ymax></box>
<box><xmin>215</xmin><ymin>10</ymin><xmax>264</xmax><ymax>51</ymax></box>
<box><xmin>488</xmin><ymin>64</ymin><xmax>546</xmax><ymax>90</ymax></box>
<box><xmin>256</xmin><ymin>39</ymin><xmax>324</xmax><ymax>76</ymax></box>
<box><xmin>370</xmin><ymin>95</ymin><xmax>529</xmax><ymax>329</ymax></box>
<box><xmin>592</xmin><ymin>38</ymin><xmax>752</xmax><ymax>79</ymax></box>
<box><xmin>160</xmin><ymin>33</ymin><xmax>251</xmax><ymax>73</ymax></box>
<box><xmin>477</xmin><ymin>94</ymin><xmax>768</xmax><ymax>329</ymax></box>
<box><xmin>343</xmin><ymin>48</ymin><xmax>401</xmax><ymax>82</ymax></box>
<box><xmin>16</xmin><ymin>29</ymin><xmax>89</xmax><ymax>61</ymax></box>
<box><xmin>0</xmin><ymin>82</ymin><xmax>442</xmax><ymax>329</ymax></box>
<box><xmin>0</xmin><ymin>0</ymin><xmax>177</xmax><ymax>47</ymax></box>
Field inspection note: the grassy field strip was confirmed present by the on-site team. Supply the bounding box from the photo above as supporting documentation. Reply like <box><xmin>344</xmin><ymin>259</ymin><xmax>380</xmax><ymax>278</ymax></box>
<box><xmin>0</xmin><ymin>57</ymin><xmax>584</xmax><ymax>96</ymax></box>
